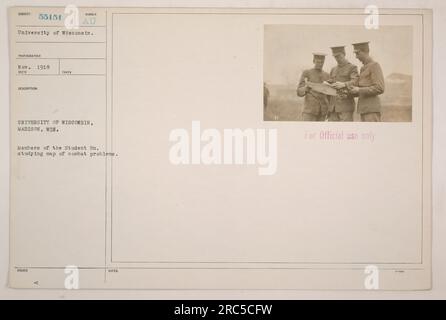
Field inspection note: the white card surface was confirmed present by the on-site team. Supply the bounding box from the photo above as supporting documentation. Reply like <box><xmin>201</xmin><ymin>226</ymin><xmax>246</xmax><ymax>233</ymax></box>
<box><xmin>9</xmin><ymin>7</ymin><xmax>432</xmax><ymax>290</ymax></box>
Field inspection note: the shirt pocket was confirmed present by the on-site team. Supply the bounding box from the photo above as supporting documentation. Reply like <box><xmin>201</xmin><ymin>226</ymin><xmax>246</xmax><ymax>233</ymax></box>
<box><xmin>359</xmin><ymin>68</ymin><xmax>372</xmax><ymax>86</ymax></box>
<box><xmin>337</xmin><ymin>68</ymin><xmax>352</xmax><ymax>81</ymax></box>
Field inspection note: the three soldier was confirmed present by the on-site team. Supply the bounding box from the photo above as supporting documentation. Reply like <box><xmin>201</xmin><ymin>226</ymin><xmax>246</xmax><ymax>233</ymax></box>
<box><xmin>296</xmin><ymin>41</ymin><xmax>385</xmax><ymax>122</ymax></box>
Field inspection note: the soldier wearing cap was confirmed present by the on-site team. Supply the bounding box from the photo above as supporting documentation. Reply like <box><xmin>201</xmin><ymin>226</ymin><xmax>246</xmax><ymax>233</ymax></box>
<box><xmin>297</xmin><ymin>53</ymin><xmax>330</xmax><ymax>121</ymax></box>
<box><xmin>263</xmin><ymin>82</ymin><xmax>270</xmax><ymax>111</ymax></box>
<box><xmin>349</xmin><ymin>42</ymin><xmax>385</xmax><ymax>122</ymax></box>
<box><xmin>327</xmin><ymin>46</ymin><xmax>359</xmax><ymax>121</ymax></box>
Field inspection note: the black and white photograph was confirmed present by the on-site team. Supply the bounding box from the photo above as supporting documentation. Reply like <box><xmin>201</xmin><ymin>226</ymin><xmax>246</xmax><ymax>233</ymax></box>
<box><xmin>263</xmin><ymin>25</ymin><xmax>413</xmax><ymax>122</ymax></box>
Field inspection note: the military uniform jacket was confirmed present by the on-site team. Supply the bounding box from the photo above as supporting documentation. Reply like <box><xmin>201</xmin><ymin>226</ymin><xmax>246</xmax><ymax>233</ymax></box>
<box><xmin>354</xmin><ymin>59</ymin><xmax>385</xmax><ymax>114</ymax></box>
<box><xmin>297</xmin><ymin>68</ymin><xmax>330</xmax><ymax>115</ymax></box>
<box><xmin>329</xmin><ymin>62</ymin><xmax>358</xmax><ymax>113</ymax></box>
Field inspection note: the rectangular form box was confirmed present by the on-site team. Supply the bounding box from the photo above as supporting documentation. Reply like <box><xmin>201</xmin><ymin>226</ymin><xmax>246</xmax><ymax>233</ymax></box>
<box><xmin>15</xmin><ymin>58</ymin><xmax>59</xmax><ymax>75</ymax></box>
<box><xmin>60</xmin><ymin>58</ymin><xmax>105</xmax><ymax>75</ymax></box>
<box><xmin>8</xmin><ymin>7</ymin><xmax>432</xmax><ymax>290</ymax></box>
<box><xmin>15</xmin><ymin>42</ymin><xmax>106</xmax><ymax>59</ymax></box>
<box><xmin>14</xmin><ymin>26</ymin><xmax>106</xmax><ymax>43</ymax></box>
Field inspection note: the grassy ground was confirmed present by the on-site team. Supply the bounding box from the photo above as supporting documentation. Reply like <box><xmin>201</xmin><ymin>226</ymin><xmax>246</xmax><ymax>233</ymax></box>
<box><xmin>264</xmin><ymin>85</ymin><xmax>412</xmax><ymax>122</ymax></box>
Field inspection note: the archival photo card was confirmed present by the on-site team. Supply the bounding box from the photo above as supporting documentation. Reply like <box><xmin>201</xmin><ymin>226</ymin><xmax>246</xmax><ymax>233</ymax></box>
<box><xmin>8</xmin><ymin>7</ymin><xmax>432</xmax><ymax>290</ymax></box>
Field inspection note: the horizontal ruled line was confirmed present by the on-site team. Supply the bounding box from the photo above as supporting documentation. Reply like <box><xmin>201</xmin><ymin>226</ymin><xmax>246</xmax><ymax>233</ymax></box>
<box><xmin>16</xmin><ymin>25</ymin><xmax>106</xmax><ymax>28</ymax></box>
<box><xmin>15</xmin><ymin>266</ymin><xmax>426</xmax><ymax>270</ymax></box>
<box><xmin>16</xmin><ymin>41</ymin><xmax>105</xmax><ymax>44</ymax></box>
<box><xmin>16</xmin><ymin>57</ymin><xmax>105</xmax><ymax>60</ymax></box>
<box><xmin>16</xmin><ymin>74</ymin><xmax>105</xmax><ymax>76</ymax></box>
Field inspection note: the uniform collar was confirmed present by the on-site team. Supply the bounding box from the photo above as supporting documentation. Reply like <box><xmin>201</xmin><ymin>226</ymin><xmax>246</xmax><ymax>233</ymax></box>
<box><xmin>362</xmin><ymin>56</ymin><xmax>374</xmax><ymax>66</ymax></box>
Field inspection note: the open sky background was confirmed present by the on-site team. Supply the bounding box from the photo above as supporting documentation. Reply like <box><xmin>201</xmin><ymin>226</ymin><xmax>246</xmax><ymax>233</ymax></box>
<box><xmin>264</xmin><ymin>25</ymin><xmax>412</xmax><ymax>85</ymax></box>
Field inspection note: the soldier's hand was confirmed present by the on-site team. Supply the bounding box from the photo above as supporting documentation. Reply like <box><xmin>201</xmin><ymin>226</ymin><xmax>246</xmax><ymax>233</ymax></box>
<box><xmin>332</xmin><ymin>82</ymin><xmax>346</xmax><ymax>90</ymax></box>
<box><xmin>349</xmin><ymin>86</ymin><xmax>360</xmax><ymax>95</ymax></box>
